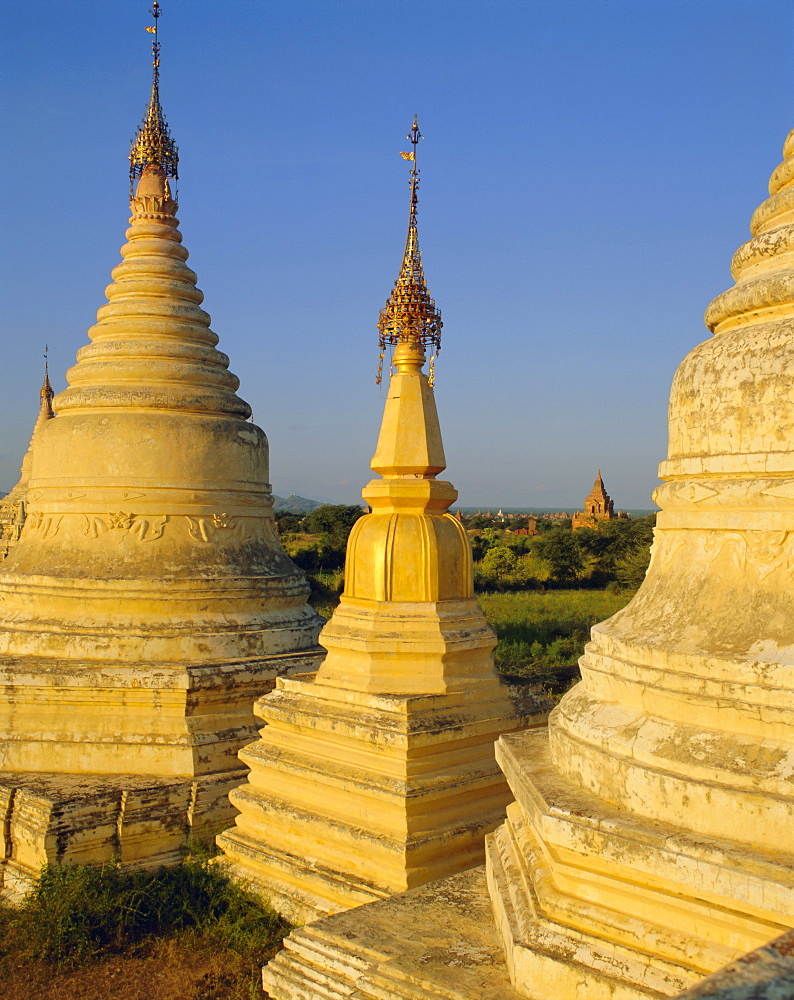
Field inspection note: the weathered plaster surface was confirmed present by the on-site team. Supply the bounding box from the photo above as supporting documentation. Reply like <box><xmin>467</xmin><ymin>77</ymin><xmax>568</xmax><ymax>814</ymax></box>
<box><xmin>262</xmin><ymin>867</ymin><xmax>523</xmax><ymax>1000</ymax></box>
<box><xmin>479</xmin><ymin>126</ymin><xmax>794</xmax><ymax>999</ymax></box>
<box><xmin>675</xmin><ymin>928</ymin><xmax>794</xmax><ymax>1000</ymax></box>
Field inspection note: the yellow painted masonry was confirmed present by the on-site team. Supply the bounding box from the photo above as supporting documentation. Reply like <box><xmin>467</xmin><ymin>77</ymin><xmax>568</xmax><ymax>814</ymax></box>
<box><xmin>0</xmin><ymin>164</ymin><xmax>323</xmax><ymax>890</ymax></box>
<box><xmin>482</xmin><ymin>124</ymin><xmax>794</xmax><ymax>999</ymax></box>
<box><xmin>217</xmin><ymin>340</ymin><xmax>550</xmax><ymax>923</ymax></box>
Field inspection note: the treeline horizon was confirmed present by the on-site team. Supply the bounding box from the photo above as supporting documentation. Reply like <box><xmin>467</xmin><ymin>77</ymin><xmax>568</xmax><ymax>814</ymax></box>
<box><xmin>275</xmin><ymin>504</ymin><xmax>657</xmax><ymax>595</ymax></box>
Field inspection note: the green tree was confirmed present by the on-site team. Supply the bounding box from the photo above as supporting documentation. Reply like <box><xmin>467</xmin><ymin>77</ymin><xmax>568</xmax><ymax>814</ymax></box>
<box><xmin>480</xmin><ymin>545</ymin><xmax>519</xmax><ymax>581</ymax></box>
<box><xmin>465</xmin><ymin>514</ymin><xmax>494</xmax><ymax>530</ymax></box>
<box><xmin>614</xmin><ymin>544</ymin><xmax>653</xmax><ymax>589</ymax></box>
<box><xmin>302</xmin><ymin>504</ymin><xmax>364</xmax><ymax>547</ymax></box>
<box><xmin>471</xmin><ymin>527</ymin><xmax>501</xmax><ymax>561</ymax></box>
<box><xmin>274</xmin><ymin>511</ymin><xmax>302</xmax><ymax>534</ymax></box>
<box><xmin>536</xmin><ymin>517</ymin><xmax>572</xmax><ymax>534</ymax></box>
<box><xmin>533</xmin><ymin>528</ymin><xmax>585</xmax><ymax>583</ymax></box>
<box><xmin>613</xmin><ymin>516</ymin><xmax>656</xmax><ymax>589</ymax></box>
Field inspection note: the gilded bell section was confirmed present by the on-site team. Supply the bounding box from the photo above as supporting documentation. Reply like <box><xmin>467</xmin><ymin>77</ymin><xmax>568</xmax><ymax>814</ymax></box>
<box><xmin>344</xmin><ymin>507</ymin><xmax>472</xmax><ymax>602</ymax></box>
<box><xmin>343</xmin><ymin>341</ymin><xmax>472</xmax><ymax>605</ymax></box>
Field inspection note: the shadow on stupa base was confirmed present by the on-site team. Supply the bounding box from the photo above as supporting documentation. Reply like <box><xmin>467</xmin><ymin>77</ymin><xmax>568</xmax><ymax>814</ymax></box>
<box><xmin>0</xmin><ymin>769</ymin><xmax>242</xmax><ymax>901</ymax></box>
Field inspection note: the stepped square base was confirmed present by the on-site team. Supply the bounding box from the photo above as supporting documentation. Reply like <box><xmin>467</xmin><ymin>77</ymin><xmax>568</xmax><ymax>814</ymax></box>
<box><xmin>262</xmin><ymin>866</ymin><xmax>522</xmax><ymax>1000</ymax></box>
<box><xmin>0</xmin><ymin>646</ymin><xmax>323</xmax><ymax>889</ymax></box>
<box><xmin>218</xmin><ymin>672</ymin><xmax>549</xmax><ymax>923</ymax></box>
<box><xmin>0</xmin><ymin>770</ymin><xmax>244</xmax><ymax>898</ymax></box>
<box><xmin>0</xmin><ymin>648</ymin><xmax>322</xmax><ymax>776</ymax></box>
<box><xmin>485</xmin><ymin>729</ymin><xmax>794</xmax><ymax>1000</ymax></box>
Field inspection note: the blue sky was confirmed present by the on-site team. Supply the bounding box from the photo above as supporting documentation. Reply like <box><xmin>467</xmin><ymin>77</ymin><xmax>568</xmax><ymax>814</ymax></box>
<box><xmin>1</xmin><ymin>0</ymin><xmax>792</xmax><ymax>508</ymax></box>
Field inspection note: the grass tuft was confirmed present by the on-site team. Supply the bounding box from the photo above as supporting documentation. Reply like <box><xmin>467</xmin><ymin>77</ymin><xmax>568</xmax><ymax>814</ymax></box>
<box><xmin>0</xmin><ymin>858</ymin><xmax>290</xmax><ymax>999</ymax></box>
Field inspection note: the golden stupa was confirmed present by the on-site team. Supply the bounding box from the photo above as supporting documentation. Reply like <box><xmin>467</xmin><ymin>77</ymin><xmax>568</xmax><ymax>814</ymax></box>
<box><xmin>0</xmin><ymin>4</ymin><xmax>321</xmax><ymax>892</ymax></box>
<box><xmin>219</xmin><ymin>118</ymin><xmax>548</xmax><ymax>925</ymax></box>
<box><xmin>0</xmin><ymin>363</ymin><xmax>55</xmax><ymax>561</ymax></box>
<box><xmin>259</xmin><ymin>125</ymin><xmax>794</xmax><ymax>1000</ymax></box>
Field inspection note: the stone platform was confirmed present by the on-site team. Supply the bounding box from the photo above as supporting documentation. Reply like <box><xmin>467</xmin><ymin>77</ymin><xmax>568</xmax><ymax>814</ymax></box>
<box><xmin>0</xmin><ymin>770</ymin><xmax>243</xmax><ymax>898</ymax></box>
<box><xmin>262</xmin><ymin>863</ymin><xmax>794</xmax><ymax>1000</ymax></box>
<box><xmin>262</xmin><ymin>866</ymin><xmax>522</xmax><ymax>1000</ymax></box>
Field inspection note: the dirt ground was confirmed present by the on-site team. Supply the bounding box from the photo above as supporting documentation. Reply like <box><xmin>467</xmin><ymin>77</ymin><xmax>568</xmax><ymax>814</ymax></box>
<box><xmin>0</xmin><ymin>932</ymin><xmax>273</xmax><ymax>1000</ymax></box>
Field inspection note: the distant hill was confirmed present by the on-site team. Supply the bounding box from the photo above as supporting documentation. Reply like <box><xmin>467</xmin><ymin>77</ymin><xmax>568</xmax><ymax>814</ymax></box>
<box><xmin>272</xmin><ymin>494</ymin><xmax>323</xmax><ymax>514</ymax></box>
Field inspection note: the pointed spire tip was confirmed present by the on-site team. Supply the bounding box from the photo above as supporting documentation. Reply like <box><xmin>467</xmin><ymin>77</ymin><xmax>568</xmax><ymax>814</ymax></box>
<box><xmin>376</xmin><ymin>116</ymin><xmax>442</xmax><ymax>383</ymax></box>
<box><xmin>130</xmin><ymin>1</ymin><xmax>178</xmax><ymax>194</ymax></box>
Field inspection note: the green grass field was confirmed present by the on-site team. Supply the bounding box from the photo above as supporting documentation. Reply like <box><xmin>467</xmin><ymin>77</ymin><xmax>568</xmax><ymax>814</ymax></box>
<box><xmin>478</xmin><ymin>589</ymin><xmax>634</xmax><ymax>693</ymax></box>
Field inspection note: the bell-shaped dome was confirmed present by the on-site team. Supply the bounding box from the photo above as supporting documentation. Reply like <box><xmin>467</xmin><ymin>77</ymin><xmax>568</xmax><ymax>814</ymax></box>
<box><xmin>664</xmin><ymin>128</ymin><xmax>794</xmax><ymax>478</ymax></box>
<box><xmin>0</xmin><ymin>33</ymin><xmax>323</xmax><ymax>878</ymax></box>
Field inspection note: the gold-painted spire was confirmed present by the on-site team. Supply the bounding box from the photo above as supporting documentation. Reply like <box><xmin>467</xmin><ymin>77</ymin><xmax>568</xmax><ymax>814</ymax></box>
<box><xmin>377</xmin><ymin>116</ymin><xmax>442</xmax><ymax>386</ymax></box>
<box><xmin>129</xmin><ymin>1</ymin><xmax>179</xmax><ymax>193</ymax></box>
<box><xmin>40</xmin><ymin>344</ymin><xmax>54</xmax><ymax>419</ymax></box>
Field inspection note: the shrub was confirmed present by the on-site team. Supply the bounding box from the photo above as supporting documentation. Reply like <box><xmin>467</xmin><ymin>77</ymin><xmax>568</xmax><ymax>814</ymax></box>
<box><xmin>2</xmin><ymin>859</ymin><xmax>288</xmax><ymax>967</ymax></box>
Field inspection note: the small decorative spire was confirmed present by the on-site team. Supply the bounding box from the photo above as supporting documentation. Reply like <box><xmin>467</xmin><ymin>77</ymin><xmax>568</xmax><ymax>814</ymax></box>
<box><xmin>129</xmin><ymin>1</ymin><xmax>179</xmax><ymax>195</ymax></box>
<box><xmin>377</xmin><ymin>116</ymin><xmax>442</xmax><ymax>386</ymax></box>
<box><xmin>40</xmin><ymin>344</ymin><xmax>54</xmax><ymax>418</ymax></box>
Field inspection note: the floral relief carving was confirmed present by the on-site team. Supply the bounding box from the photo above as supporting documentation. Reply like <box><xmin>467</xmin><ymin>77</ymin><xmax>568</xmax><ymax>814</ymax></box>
<box><xmin>128</xmin><ymin>515</ymin><xmax>169</xmax><ymax>542</ymax></box>
<box><xmin>745</xmin><ymin>531</ymin><xmax>790</xmax><ymax>579</ymax></box>
<box><xmin>83</xmin><ymin>515</ymin><xmax>109</xmax><ymax>538</ymax></box>
<box><xmin>33</xmin><ymin>512</ymin><xmax>255</xmax><ymax>544</ymax></box>
<box><xmin>186</xmin><ymin>513</ymin><xmax>248</xmax><ymax>542</ymax></box>
<box><xmin>108</xmin><ymin>512</ymin><xmax>136</xmax><ymax>530</ymax></box>
<box><xmin>186</xmin><ymin>516</ymin><xmax>213</xmax><ymax>542</ymax></box>
<box><xmin>653</xmin><ymin>529</ymin><xmax>793</xmax><ymax>581</ymax></box>
<box><xmin>83</xmin><ymin>513</ymin><xmax>169</xmax><ymax>541</ymax></box>
<box><xmin>26</xmin><ymin>512</ymin><xmax>61</xmax><ymax>538</ymax></box>
<box><xmin>700</xmin><ymin>530</ymin><xmax>791</xmax><ymax>579</ymax></box>
<box><xmin>702</xmin><ymin>531</ymin><xmax>746</xmax><ymax>570</ymax></box>
<box><xmin>650</xmin><ymin>532</ymin><xmax>687</xmax><ymax>569</ymax></box>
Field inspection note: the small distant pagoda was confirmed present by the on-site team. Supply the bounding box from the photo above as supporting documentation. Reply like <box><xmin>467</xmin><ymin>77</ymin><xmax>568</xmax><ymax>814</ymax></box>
<box><xmin>572</xmin><ymin>469</ymin><xmax>624</xmax><ymax>530</ymax></box>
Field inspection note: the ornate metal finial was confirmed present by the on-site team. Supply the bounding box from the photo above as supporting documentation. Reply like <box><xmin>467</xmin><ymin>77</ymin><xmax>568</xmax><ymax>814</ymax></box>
<box><xmin>40</xmin><ymin>345</ymin><xmax>54</xmax><ymax>416</ymax></box>
<box><xmin>129</xmin><ymin>1</ymin><xmax>179</xmax><ymax>194</ymax></box>
<box><xmin>376</xmin><ymin>115</ymin><xmax>442</xmax><ymax>386</ymax></box>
